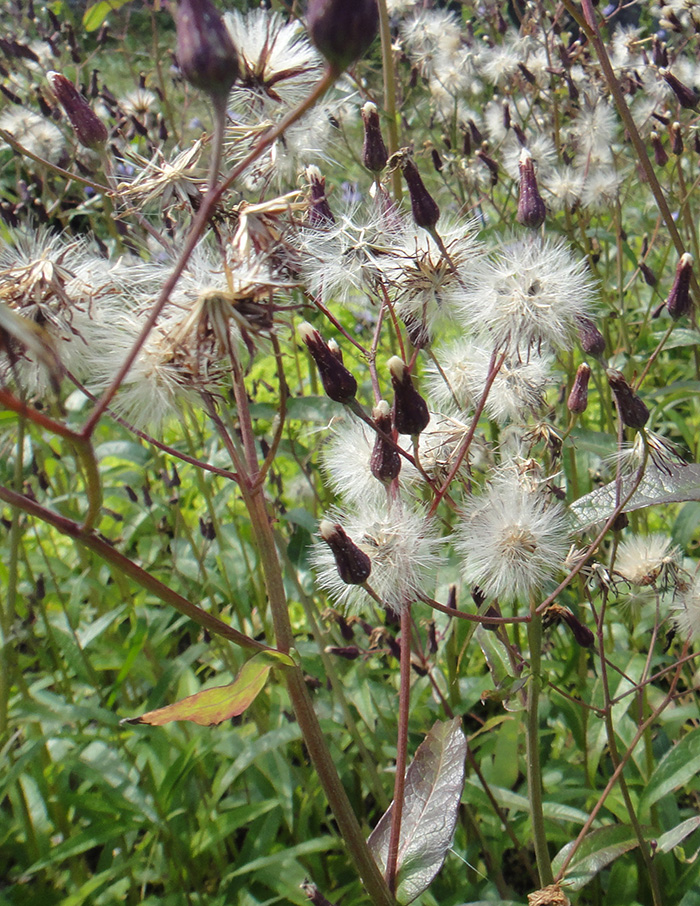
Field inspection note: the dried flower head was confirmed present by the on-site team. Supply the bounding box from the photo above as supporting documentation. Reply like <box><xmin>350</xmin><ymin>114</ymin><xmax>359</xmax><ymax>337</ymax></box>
<box><xmin>614</xmin><ymin>533</ymin><xmax>680</xmax><ymax>587</ymax></box>
<box><xmin>670</xmin><ymin>573</ymin><xmax>700</xmax><ymax>643</ymax></box>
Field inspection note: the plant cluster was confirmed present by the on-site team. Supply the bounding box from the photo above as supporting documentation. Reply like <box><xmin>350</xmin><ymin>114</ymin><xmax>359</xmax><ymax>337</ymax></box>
<box><xmin>2</xmin><ymin>0</ymin><xmax>700</xmax><ymax>904</ymax></box>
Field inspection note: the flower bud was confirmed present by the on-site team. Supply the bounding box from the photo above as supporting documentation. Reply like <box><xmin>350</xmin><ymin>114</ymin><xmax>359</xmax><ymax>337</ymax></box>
<box><xmin>476</xmin><ymin>148</ymin><xmax>499</xmax><ymax>186</ymax></box>
<box><xmin>307</xmin><ymin>0</ymin><xmax>379</xmax><ymax>74</ymax></box>
<box><xmin>306</xmin><ymin>165</ymin><xmax>334</xmax><ymax>226</ymax></box>
<box><xmin>638</xmin><ymin>260</ymin><xmax>657</xmax><ymax>287</ymax></box>
<box><xmin>516</xmin><ymin>149</ymin><xmax>546</xmax><ymax>229</ymax></box>
<box><xmin>361</xmin><ymin>101</ymin><xmax>387</xmax><ymax>174</ymax></box>
<box><xmin>398</xmin><ymin>155</ymin><xmax>440</xmax><ymax>230</ymax></box>
<box><xmin>299</xmin><ymin>323</ymin><xmax>357</xmax><ymax>403</ymax></box>
<box><xmin>666</xmin><ymin>252</ymin><xmax>694</xmax><ymax>320</ymax></box>
<box><xmin>652</xmin><ymin>35</ymin><xmax>668</xmax><ymax>68</ymax></box>
<box><xmin>670</xmin><ymin>121</ymin><xmax>683</xmax><ymax>156</ymax></box>
<box><xmin>370</xmin><ymin>400</ymin><xmax>401</xmax><ymax>484</ymax></box>
<box><xmin>660</xmin><ymin>68</ymin><xmax>699</xmax><ymax>110</ymax></box>
<box><xmin>174</xmin><ymin>0</ymin><xmax>240</xmax><ymax>102</ymax></box>
<box><xmin>607</xmin><ymin>370</ymin><xmax>650</xmax><ymax>430</ymax></box>
<box><xmin>47</xmin><ymin>71</ymin><xmax>108</xmax><ymax>150</ymax></box>
<box><xmin>543</xmin><ymin>604</ymin><xmax>595</xmax><ymax>648</ymax></box>
<box><xmin>388</xmin><ymin>356</ymin><xmax>430</xmax><ymax>436</ymax></box>
<box><xmin>325</xmin><ymin>645</ymin><xmax>361</xmax><ymax>660</ymax></box>
<box><xmin>320</xmin><ymin>520</ymin><xmax>372</xmax><ymax>585</ymax></box>
<box><xmin>567</xmin><ymin>362</ymin><xmax>591</xmax><ymax>415</ymax></box>
<box><xmin>650</xmin><ymin>131</ymin><xmax>668</xmax><ymax>167</ymax></box>
<box><xmin>576</xmin><ymin>316</ymin><xmax>606</xmax><ymax>359</ymax></box>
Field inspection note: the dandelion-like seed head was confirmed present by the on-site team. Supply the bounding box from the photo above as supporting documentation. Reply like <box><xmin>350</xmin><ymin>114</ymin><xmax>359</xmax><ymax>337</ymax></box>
<box><xmin>116</xmin><ymin>142</ymin><xmax>206</xmax><ymax>212</ymax></box>
<box><xmin>457</xmin><ymin>471</ymin><xmax>570</xmax><ymax>603</ymax></box>
<box><xmin>311</xmin><ymin>500</ymin><xmax>441</xmax><ymax>614</ymax></box>
<box><xmin>614</xmin><ymin>533</ymin><xmax>680</xmax><ymax>587</ymax></box>
<box><xmin>0</xmin><ymin>109</ymin><xmax>67</xmax><ymax>166</ymax></box>
<box><xmin>671</xmin><ymin>572</ymin><xmax>700</xmax><ymax>643</ymax></box>
<box><xmin>457</xmin><ymin>236</ymin><xmax>596</xmax><ymax>354</ymax></box>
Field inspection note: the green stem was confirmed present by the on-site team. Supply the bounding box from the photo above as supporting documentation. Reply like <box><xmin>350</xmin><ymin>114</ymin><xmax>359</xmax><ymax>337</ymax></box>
<box><xmin>526</xmin><ymin>610</ymin><xmax>553</xmax><ymax>886</ymax></box>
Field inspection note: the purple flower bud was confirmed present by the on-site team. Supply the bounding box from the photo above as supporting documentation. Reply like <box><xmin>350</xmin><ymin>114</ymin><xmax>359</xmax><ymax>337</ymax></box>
<box><xmin>324</xmin><ymin>644</ymin><xmax>361</xmax><ymax>660</ymax></box>
<box><xmin>299</xmin><ymin>323</ymin><xmax>357</xmax><ymax>403</ymax></box>
<box><xmin>576</xmin><ymin>316</ymin><xmax>606</xmax><ymax>359</ymax></box>
<box><xmin>388</xmin><ymin>356</ymin><xmax>430</xmax><ymax>436</ymax></box>
<box><xmin>306</xmin><ymin>165</ymin><xmax>334</xmax><ymax>226</ymax></box>
<box><xmin>670</xmin><ymin>121</ymin><xmax>683</xmax><ymax>156</ymax></box>
<box><xmin>651</xmin><ymin>131</ymin><xmax>668</xmax><ymax>167</ymax></box>
<box><xmin>660</xmin><ymin>68</ymin><xmax>699</xmax><ymax>110</ymax></box>
<box><xmin>516</xmin><ymin>149</ymin><xmax>546</xmax><ymax>229</ymax></box>
<box><xmin>666</xmin><ymin>252</ymin><xmax>694</xmax><ymax>320</ymax></box>
<box><xmin>399</xmin><ymin>155</ymin><xmax>440</xmax><ymax>230</ymax></box>
<box><xmin>607</xmin><ymin>370</ymin><xmax>650</xmax><ymax>430</ymax></box>
<box><xmin>174</xmin><ymin>0</ymin><xmax>240</xmax><ymax>102</ymax></box>
<box><xmin>370</xmin><ymin>400</ymin><xmax>401</xmax><ymax>484</ymax></box>
<box><xmin>47</xmin><ymin>71</ymin><xmax>108</xmax><ymax>150</ymax></box>
<box><xmin>639</xmin><ymin>260</ymin><xmax>657</xmax><ymax>287</ymax></box>
<box><xmin>361</xmin><ymin>101</ymin><xmax>388</xmax><ymax>174</ymax></box>
<box><xmin>320</xmin><ymin>520</ymin><xmax>372</xmax><ymax>585</ymax></box>
<box><xmin>307</xmin><ymin>0</ymin><xmax>379</xmax><ymax>74</ymax></box>
<box><xmin>652</xmin><ymin>36</ymin><xmax>668</xmax><ymax>68</ymax></box>
<box><xmin>567</xmin><ymin>362</ymin><xmax>591</xmax><ymax>415</ymax></box>
<box><xmin>544</xmin><ymin>604</ymin><xmax>594</xmax><ymax>648</ymax></box>
<box><xmin>476</xmin><ymin>149</ymin><xmax>499</xmax><ymax>186</ymax></box>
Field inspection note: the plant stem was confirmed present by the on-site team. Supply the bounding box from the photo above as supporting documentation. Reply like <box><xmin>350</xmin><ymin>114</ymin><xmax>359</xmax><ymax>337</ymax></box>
<box><xmin>526</xmin><ymin>609</ymin><xmax>553</xmax><ymax>887</ymax></box>
<box><xmin>377</xmin><ymin>0</ymin><xmax>402</xmax><ymax>201</ymax></box>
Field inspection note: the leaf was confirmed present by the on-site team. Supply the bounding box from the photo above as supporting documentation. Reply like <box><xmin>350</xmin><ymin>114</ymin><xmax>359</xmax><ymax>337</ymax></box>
<box><xmin>552</xmin><ymin>824</ymin><xmax>648</xmax><ymax>890</ymax></box>
<box><xmin>122</xmin><ymin>650</ymin><xmax>294</xmax><ymax>727</ymax></box>
<box><xmin>570</xmin><ymin>462</ymin><xmax>700</xmax><ymax>532</ymax></box>
<box><xmin>367</xmin><ymin>718</ymin><xmax>467</xmax><ymax>904</ymax></box>
<box><xmin>83</xmin><ymin>0</ymin><xmax>133</xmax><ymax>31</ymax></box>
<box><xmin>639</xmin><ymin>728</ymin><xmax>700</xmax><ymax>814</ymax></box>
<box><xmin>655</xmin><ymin>816</ymin><xmax>700</xmax><ymax>854</ymax></box>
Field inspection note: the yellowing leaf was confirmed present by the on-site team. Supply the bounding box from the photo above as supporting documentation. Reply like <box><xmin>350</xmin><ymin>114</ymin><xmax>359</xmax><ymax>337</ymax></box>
<box><xmin>123</xmin><ymin>650</ymin><xmax>294</xmax><ymax>727</ymax></box>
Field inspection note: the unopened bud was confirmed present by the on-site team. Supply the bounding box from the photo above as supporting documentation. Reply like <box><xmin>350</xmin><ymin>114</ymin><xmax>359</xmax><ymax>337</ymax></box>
<box><xmin>174</xmin><ymin>0</ymin><xmax>240</xmax><ymax>102</ymax></box>
<box><xmin>320</xmin><ymin>520</ymin><xmax>372</xmax><ymax>585</ymax></box>
<box><xmin>576</xmin><ymin>316</ymin><xmax>606</xmax><ymax>359</ymax></box>
<box><xmin>652</xmin><ymin>35</ymin><xmax>668</xmax><ymax>68</ymax></box>
<box><xmin>431</xmin><ymin>147</ymin><xmax>443</xmax><ymax>172</ymax></box>
<box><xmin>47</xmin><ymin>71</ymin><xmax>108</xmax><ymax>150</ymax></box>
<box><xmin>567</xmin><ymin>362</ymin><xmax>591</xmax><ymax>415</ymax></box>
<box><xmin>361</xmin><ymin>101</ymin><xmax>387</xmax><ymax>173</ymax></box>
<box><xmin>660</xmin><ymin>68</ymin><xmax>699</xmax><ymax>110</ymax></box>
<box><xmin>502</xmin><ymin>100</ymin><xmax>511</xmax><ymax>131</ymax></box>
<box><xmin>306</xmin><ymin>165</ymin><xmax>334</xmax><ymax>226</ymax></box>
<box><xmin>370</xmin><ymin>400</ymin><xmax>401</xmax><ymax>484</ymax></box>
<box><xmin>307</xmin><ymin>0</ymin><xmax>379</xmax><ymax>74</ymax></box>
<box><xmin>666</xmin><ymin>252</ymin><xmax>694</xmax><ymax>320</ymax></box>
<box><xmin>543</xmin><ymin>604</ymin><xmax>594</xmax><ymax>648</ymax></box>
<box><xmin>612</xmin><ymin>511</ymin><xmax>629</xmax><ymax>532</ymax></box>
<box><xmin>325</xmin><ymin>644</ymin><xmax>361</xmax><ymax>660</ymax></box>
<box><xmin>398</xmin><ymin>155</ymin><xmax>440</xmax><ymax>230</ymax></box>
<box><xmin>607</xmin><ymin>370</ymin><xmax>650</xmax><ymax>430</ymax></box>
<box><xmin>476</xmin><ymin>148</ymin><xmax>499</xmax><ymax>185</ymax></box>
<box><xmin>388</xmin><ymin>356</ymin><xmax>430</xmax><ymax>436</ymax></box>
<box><xmin>670</xmin><ymin>121</ymin><xmax>683</xmax><ymax>155</ymax></box>
<box><xmin>650</xmin><ymin>131</ymin><xmax>668</xmax><ymax>167</ymax></box>
<box><xmin>638</xmin><ymin>260</ymin><xmax>657</xmax><ymax>287</ymax></box>
<box><xmin>516</xmin><ymin>149</ymin><xmax>546</xmax><ymax>228</ymax></box>
<box><xmin>299</xmin><ymin>323</ymin><xmax>357</xmax><ymax>402</ymax></box>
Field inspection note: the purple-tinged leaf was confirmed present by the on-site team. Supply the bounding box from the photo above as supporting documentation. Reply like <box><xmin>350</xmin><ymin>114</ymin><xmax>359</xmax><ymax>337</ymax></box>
<box><xmin>552</xmin><ymin>824</ymin><xmax>652</xmax><ymax>890</ymax></box>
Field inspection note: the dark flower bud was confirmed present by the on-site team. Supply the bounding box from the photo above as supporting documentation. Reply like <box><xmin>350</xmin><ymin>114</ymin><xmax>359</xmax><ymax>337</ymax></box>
<box><xmin>607</xmin><ymin>370</ymin><xmax>650</xmax><ymax>430</ymax></box>
<box><xmin>324</xmin><ymin>644</ymin><xmax>361</xmax><ymax>660</ymax></box>
<box><xmin>461</xmin><ymin>126</ymin><xmax>471</xmax><ymax>157</ymax></box>
<box><xmin>174</xmin><ymin>0</ymin><xmax>240</xmax><ymax>103</ymax></box>
<box><xmin>518</xmin><ymin>62</ymin><xmax>536</xmax><ymax>85</ymax></box>
<box><xmin>660</xmin><ymin>68</ymin><xmax>699</xmax><ymax>110</ymax></box>
<box><xmin>666</xmin><ymin>252</ymin><xmax>694</xmax><ymax>320</ymax></box>
<box><xmin>612</xmin><ymin>511</ymin><xmax>629</xmax><ymax>532</ymax></box>
<box><xmin>543</xmin><ymin>604</ymin><xmax>594</xmax><ymax>648</ymax></box>
<box><xmin>576</xmin><ymin>316</ymin><xmax>606</xmax><ymax>359</ymax></box>
<box><xmin>476</xmin><ymin>149</ymin><xmax>499</xmax><ymax>186</ymax></box>
<box><xmin>652</xmin><ymin>36</ymin><xmax>668</xmax><ymax>68</ymax></box>
<box><xmin>361</xmin><ymin>101</ymin><xmax>387</xmax><ymax>174</ymax></box>
<box><xmin>512</xmin><ymin>122</ymin><xmax>528</xmax><ymax>147</ymax></box>
<box><xmin>431</xmin><ymin>147</ymin><xmax>443</xmax><ymax>172</ymax></box>
<box><xmin>370</xmin><ymin>400</ymin><xmax>401</xmax><ymax>484</ymax></box>
<box><xmin>385</xmin><ymin>632</ymin><xmax>401</xmax><ymax>660</ymax></box>
<box><xmin>327</xmin><ymin>337</ymin><xmax>343</xmax><ymax>363</ymax></box>
<box><xmin>388</xmin><ymin>356</ymin><xmax>430</xmax><ymax>436</ymax></box>
<box><xmin>47</xmin><ymin>71</ymin><xmax>108</xmax><ymax>150</ymax></box>
<box><xmin>320</xmin><ymin>520</ymin><xmax>372</xmax><ymax>585</ymax></box>
<box><xmin>650</xmin><ymin>131</ymin><xmax>668</xmax><ymax>167</ymax></box>
<box><xmin>638</xmin><ymin>260</ymin><xmax>657</xmax><ymax>287</ymax></box>
<box><xmin>516</xmin><ymin>149</ymin><xmax>546</xmax><ymax>229</ymax></box>
<box><xmin>307</xmin><ymin>0</ymin><xmax>379</xmax><ymax>74</ymax></box>
<box><xmin>427</xmin><ymin>619</ymin><xmax>438</xmax><ymax>653</ymax></box>
<box><xmin>567</xmin><ymin>362</ymin><xmax>591</xmax><ymax>415</ymax></box>
<box><xmin>670</xmin><ymin>121</ymin><xmax>683</xmax><ymax>156</ymax></box>
<box><xmin>306</xmin><ymin>165</ymin><xmax>334</xmax><ymax>226</ymax></box>
<box><xmin>468</xmin><ymin>119</ymin><xmax>483</xmax><ymax>145</ymax></box>
<box><xmin>502</xmin><ymin>100</ymin><xmax>511</xmax><ymax>131</ymax></box>
<box><xmin>299</xmin><ymin>322</ymin><xmax>357</xmax><ymax>402</ymax></box>
<box><xmin>398</xmin><ymin>155</ymin><xmax>440</xmax><ymax>230</ymax></box>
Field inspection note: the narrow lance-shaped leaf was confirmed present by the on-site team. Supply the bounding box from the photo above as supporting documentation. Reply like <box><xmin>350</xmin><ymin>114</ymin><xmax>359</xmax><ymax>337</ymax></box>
<box><xmin>639</xmin><ymin>727</ymin><xmax>700</xmax><ymax>815</ymax></box>
<box><xmin>552</xmin><ymin>824</ymin><xmax>654</xmax><ymax>890</ymax></box>
<box><xmin>368</xmin><ymin>718</ymin><xmax>467</xmax><ymax>904</ymax></box>
<box><xmin>122</xmin><ymin>650</ymin><xmax>294</xmax><ymax>727</ymax></box>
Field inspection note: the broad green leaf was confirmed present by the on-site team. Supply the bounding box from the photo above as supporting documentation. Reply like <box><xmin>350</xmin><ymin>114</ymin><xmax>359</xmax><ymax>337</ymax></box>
<box><xmin>123</xmin><ymin>650</ymin><xmax>294</xmax><ymax>727</ymax></box>
<box><xmin>83</xmin><ymin>0</ymin><xmax>133</xmax><ymax>30</ymax></box>
<box><xmin>368</xmin><ymin>718</ymin><xmax>467</xmax><ymax>904</ymax></box>
<box><xmin>553</xmin><ymin>824</ymin><xmax>650</xmax><ymax>890</ymax></box>
<box><xmin>656</xmin><ymin>816</ymin><xmax>700</xmax><ymax>854</ymax></box>
<box><xmin>639</xmin><ymin>728</ymin><xmax>700</xmax><ymax>814</ymax></box>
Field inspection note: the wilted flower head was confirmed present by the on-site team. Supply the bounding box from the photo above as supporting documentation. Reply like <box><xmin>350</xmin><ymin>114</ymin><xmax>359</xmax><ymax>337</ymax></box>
<box><xmin>457</xmin><ymin>237</ymin><xmax>596</xmax><ymax>354</ymax></box>
<box><xmin>311</xmin><ymin>499</ymin><xmax>441</xmax><ymax>613</ymax></box>
<box><xmin>457</xmin><ymin>470</ymin><xmax>569</xmax><ymax>603</ymax></box>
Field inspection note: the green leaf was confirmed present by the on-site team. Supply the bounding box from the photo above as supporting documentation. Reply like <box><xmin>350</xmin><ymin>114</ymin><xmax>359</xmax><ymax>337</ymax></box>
<box><xmin>368</xmin><ymin>718</ymin><xmax>467</xmax><ymax>905</ymax></box>
<box><xmin>83</xmin><ymin>0</ymin><xmax>133</xmax><ymax>31</ymax></box>
<box><xmin>123</xmin><ymin>650</ymin><xmax>294</xmax><ymax>727</ymax></box>
<box><xmin>656</xmin><ymin>816</ymin><xmax>700</xmax><ymax>854</ymax></box>
<box><xmin>639</xmin><ymin>728</ymin><xmax>700</xmax><ymax>814</ymax></box>
<box><xmin>552</xmin><ymin>824</ymin><xmax>648</xmax><ymax>890</ymax></box>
